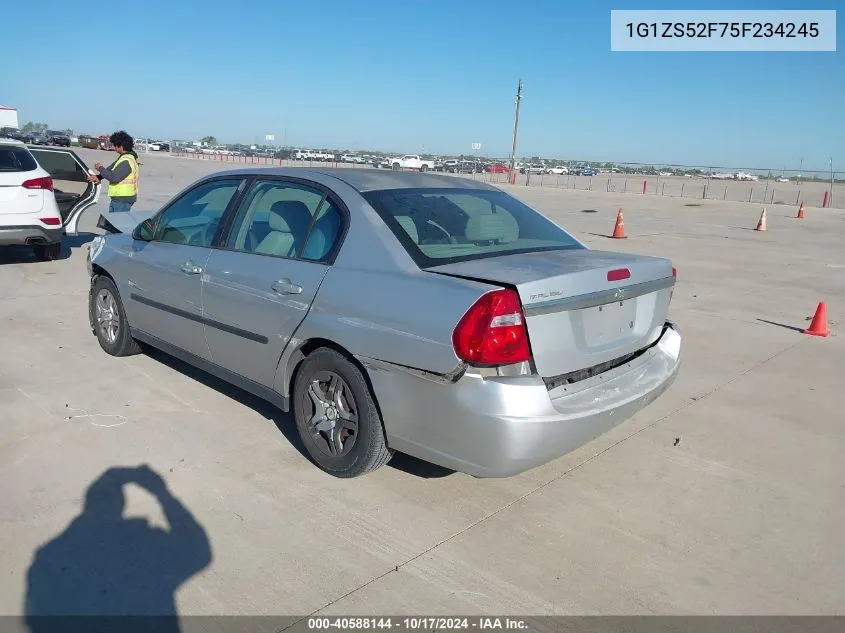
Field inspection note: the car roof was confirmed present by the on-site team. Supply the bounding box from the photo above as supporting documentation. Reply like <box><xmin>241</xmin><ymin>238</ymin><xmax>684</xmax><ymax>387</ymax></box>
<box><xmin>0</xmin><ymin>137</ymin><xmax>26</xmax><ymax>145</ymax></box>
<box><xmin>315</xmin><ymin>168</ymin><xmax>499</xmax><ymax>192</ymax></box>
<box><xmin>203</xmin><ymin>167</ymin><xmax>500</xmax><ymax>193</ymax></box>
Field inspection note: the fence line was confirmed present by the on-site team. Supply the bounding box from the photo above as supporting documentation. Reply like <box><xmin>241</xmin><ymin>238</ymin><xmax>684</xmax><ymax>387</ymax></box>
<box><xmin>171</xmin><ymin>152</ymin><xmax>843</xmax><ymax>210</ymax></box>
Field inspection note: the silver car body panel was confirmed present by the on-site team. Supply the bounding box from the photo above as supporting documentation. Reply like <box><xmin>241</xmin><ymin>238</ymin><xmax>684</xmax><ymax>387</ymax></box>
<box><xmin>361</xmin><ymin>322</ymin><xmax>682</xmax><ymax>477</ymax></box>
<box><xmin>90</xmin><ymin>167</ymin><xmax>681</xmax><ymax>477</ymax></box>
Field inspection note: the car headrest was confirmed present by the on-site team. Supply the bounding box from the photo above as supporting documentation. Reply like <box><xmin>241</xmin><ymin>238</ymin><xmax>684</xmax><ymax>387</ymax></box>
<box><xmin>301</xmin><ymin>210</ymin><xmax>342</xmax><ymax>261</ymax></box>
<box><xmin>465</xmin><ymin>214</ymin><xmax>506</xmax><ymax>243</ymax></box>
<box><xmin>268</xmin><ymin>200</ymin><xmax>312</xmax><ymax>234</ymax></box>
<box><xmin>395</xmin><ymin>216</ymin><xmax>419</xmax><ymax>244</ymax></box>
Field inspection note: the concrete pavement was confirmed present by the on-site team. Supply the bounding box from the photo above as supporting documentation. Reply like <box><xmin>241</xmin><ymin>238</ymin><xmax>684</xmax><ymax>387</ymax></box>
<box><xmin>1</xmin><ymin>150</ymin><xmax>843</xmax><ymax>618</ymax></box>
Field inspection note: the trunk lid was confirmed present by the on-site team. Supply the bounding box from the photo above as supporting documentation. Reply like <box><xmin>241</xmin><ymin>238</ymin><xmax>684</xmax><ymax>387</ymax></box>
<box><xmin>28</xmin><ymin>148</ymin><xmax>101</xmax><ymax>235</ymax></box>
<box><xmin>428</xmin><ymin>249</ymin><xmax>675</xmax><ymax>377</ymax></box>
<box><xmin>0</xmin><ymin>183</ymin><xmax>44</xmax><ymax>213</ymax></box>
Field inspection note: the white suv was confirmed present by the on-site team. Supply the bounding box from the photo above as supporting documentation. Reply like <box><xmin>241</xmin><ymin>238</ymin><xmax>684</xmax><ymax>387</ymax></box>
<box><xmin>0</xmin><ymin>138</ymin><xmax>101</xmax><ymax>260</ymax></box>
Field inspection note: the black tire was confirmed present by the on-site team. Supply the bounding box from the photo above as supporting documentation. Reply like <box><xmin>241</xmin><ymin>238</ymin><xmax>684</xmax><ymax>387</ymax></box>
<box><xmin>33</xmin><ymin>242</ymin><xmax>61</xmax><ymax>261</ymax></box>
<box><xmin>420</xmin><ymin>164</ymin><xmax>429</xmax><ymax>172</ymax></box>
<box><xmin>293</xmin><ymin>348</ymin><xmax>393</xmax><ymax>478</ymax></box>
<box><xmin>89</xmin><ymin>275</ymin><xmax>142</xmax><ymax>357</ymax></box>
<box><xmin>392</xmin><ymin>163</ymin><xmax>400</xmax><ymax>171</ymax></box>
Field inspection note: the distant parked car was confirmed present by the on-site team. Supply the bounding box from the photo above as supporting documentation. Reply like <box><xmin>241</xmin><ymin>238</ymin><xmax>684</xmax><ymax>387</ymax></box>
<box><xmin>87</xmin><ymin>168</ymin><xmax>681</xmax><ymax>479</ymax></box>
<box><xmin>486</xmin><ymin>163</ymin><xmax>510</xmax><ymax>174</ymax></box>
<box><xmin>546</xmin><ymin>166</ymin><xmax>569</xmax><ymax>175</ymax></box>
<box><xmin>50</xmin><ymin>135</ymin><xmax>71</xmax><ymax>147</ymax></box>
<box><xmin>576</xmin><ymin>168</ymin><xmax>597</xmax><ymax>177</ymax></box>
<box><xmin>390</xmin><ymin>155</ymin><xmax>437</xmax><ymax>172</ymax></box>
<box><xmin>520</xmin><ymin>164</ymin><xmax>545</xmax><ymax>175</ymax></box>
<box><xmin>776</xmin><ymin>176</ymin><xmax>790</xmax><ymax>183</ymax></box>
<box><xmin>2</xmin><ymin>129</ymin><xmax>35</xmax><ymax>144</ymax></box>
<box><xmin>453</xmin><ymin>160</ymin><xmax>482</xmax><ymax>174</ymax></box>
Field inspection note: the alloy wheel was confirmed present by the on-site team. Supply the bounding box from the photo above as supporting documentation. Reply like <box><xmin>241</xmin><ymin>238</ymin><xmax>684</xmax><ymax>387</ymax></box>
<box><xmin>95</xmin><ymin>289</ymin><xmax>120</xmax><ymax>345</ymax></box>
<box><xmin>305</xmin><ymin>371</ymin><xmax>359</xmax><ymax>457</ymax></box>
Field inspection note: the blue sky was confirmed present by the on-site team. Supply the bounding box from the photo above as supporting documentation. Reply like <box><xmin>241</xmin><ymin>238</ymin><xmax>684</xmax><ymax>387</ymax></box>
<box><xmin>2</xmin><ymin>0</ymin><xmax>842</xmax><ymax>170</ymax></box>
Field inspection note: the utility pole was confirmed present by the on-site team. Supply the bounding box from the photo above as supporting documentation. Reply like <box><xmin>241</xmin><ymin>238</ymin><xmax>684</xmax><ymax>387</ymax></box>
<box><xmin>509</xmin><ymin>80</ymin><xmax>523</xmax><ymax>179</ymax></box>
<box><xmin>830</xmin><ymin>157</ymin><xmax>834</xmax><ymax>206</ymax></box>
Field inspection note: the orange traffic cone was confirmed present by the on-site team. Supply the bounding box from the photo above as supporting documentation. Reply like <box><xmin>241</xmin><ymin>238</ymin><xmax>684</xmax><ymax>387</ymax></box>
<box><xmin>755</xmin><ymin>208</ymin><xmax>768</xmax><ymax>231</ymax></box>
<box><xmin>796</xmin><ymin>202</ymin><xmax>805</xmax><ymax>219</ymax></box>
<box><xmin>804</xmin><ymin>302</ymin><xmax>830</xmax><ymax>337</ymax></box>
<box><xmin>611</xmin><ymin>208</ymin><xmax>626</xmax><ymax>238</ymax></box>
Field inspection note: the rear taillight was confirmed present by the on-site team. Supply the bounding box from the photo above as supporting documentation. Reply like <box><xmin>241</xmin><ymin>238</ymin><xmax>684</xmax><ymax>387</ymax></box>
<box><xmin>670</xmin><ymin>267</ymin><xmax>677</xmax><ymax>302</ymax></box>
<box><xmin>22</xmin><ymin>177</ymin><xmax>54</xmax><ymax>191</ymax></box>
<box><xmin>607</xmin><ymin>268</ymin><xmax>631</xmax><ymax>282</ymax></box>
<box><xmin>40</xmin><ymin>217</ymin><xmax>61</xmax><ymax>226</ymax></box>
<box><xmin>452</xmin><ymin>289</ymin><xmax>530</xmax><ymax>366</ymax></box>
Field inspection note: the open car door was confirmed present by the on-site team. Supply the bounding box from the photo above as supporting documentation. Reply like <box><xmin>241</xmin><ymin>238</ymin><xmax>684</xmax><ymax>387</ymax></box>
<box><xmin>28</xmin><ymin>148</ymin><xmax>101</xmax><ymax>236</ymax></box>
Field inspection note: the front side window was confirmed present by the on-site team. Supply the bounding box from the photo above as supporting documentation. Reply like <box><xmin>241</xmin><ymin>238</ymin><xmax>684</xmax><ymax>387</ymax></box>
<box><xmin>154</xmin><ymin>178</ymin><xmax>242</xmax><ymax>247</ymax></box>
<box><xmin>363</xmin><ymin>188</ymin><xmax>583</xmax><ymax>268</ymax></box>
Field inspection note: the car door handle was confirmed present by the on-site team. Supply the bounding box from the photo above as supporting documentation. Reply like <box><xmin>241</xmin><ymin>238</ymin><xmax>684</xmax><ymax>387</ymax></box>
<box><xmin>271</xmin><ymin>279</ymin><xmax>302</xmax><ymax>295</ymax></box>
<box><xmin>180</xmin><ymin>261</ymin><xmax>203</xmax><ymax>275</ymax></box>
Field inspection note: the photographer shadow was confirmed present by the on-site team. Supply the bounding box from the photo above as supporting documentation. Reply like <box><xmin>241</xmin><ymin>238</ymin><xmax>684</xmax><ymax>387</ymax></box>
<box><xmin>23</xmin><ymin>465</ymin><xmax>212</xmax><ymax>633</ymax></box>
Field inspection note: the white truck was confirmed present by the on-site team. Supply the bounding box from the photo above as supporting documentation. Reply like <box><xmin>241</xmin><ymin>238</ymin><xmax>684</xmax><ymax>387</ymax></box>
<box><xmin>734</xmin><ymin>171</ymin><xmax>758</xmax><ymax>181</ymax></box>
<box><xmin>390</xmin><ymin>154</ymin><xmax>436</xmax><ymax>172</ymax></box>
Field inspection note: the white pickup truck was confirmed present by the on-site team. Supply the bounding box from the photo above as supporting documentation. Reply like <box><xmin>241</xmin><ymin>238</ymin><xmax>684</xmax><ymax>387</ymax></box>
<box><xmin>734</xmin><ymin>171</ymin><xmax>758</xmax><ymax>181</ymax></box>
<box><xmin>390</xmin><ymin>154</ymin><xmax>436</xmax><ymax>172</ymax></box>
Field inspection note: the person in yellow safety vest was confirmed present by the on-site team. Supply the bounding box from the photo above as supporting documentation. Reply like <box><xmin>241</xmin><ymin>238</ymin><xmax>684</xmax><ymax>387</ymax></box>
<box><xmin>87</xmin><ymin>130</ymin><xmax>140</xmax><ymax>213</ymax></box>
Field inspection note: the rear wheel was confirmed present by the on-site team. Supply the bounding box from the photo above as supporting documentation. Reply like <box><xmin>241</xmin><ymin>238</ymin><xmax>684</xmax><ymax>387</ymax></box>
<box><xmin>392</xmin><ymin>162</ymin><xmax>401</xmax><ymax>170</ymax></box>
<box><xmin>90</xmin><ymin>275</ymin><xmax>142</xmax><ymax>357</ymax></box>
<box><xmin>33</xmin><ymin>243</ymin><xmax>61</xmax><ymax>261</ymax></box>
<box><xmin>292</xmin><ymin>348</ymin><xmax>393</xmax><ymax>478</ymax></box>
<box><xmin>420</xmin><ymin>164</ymin><xmax>429</xmax><ymax>172</ymax></box>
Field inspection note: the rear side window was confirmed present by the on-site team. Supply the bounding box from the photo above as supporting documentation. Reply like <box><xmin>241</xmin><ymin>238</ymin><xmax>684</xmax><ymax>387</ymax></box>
<box><xmin>0</xmin><ymin>145</ymin><xmax>38</xmax><ymax>172</ymax></box>
<box><xmin>28</xmin><ymin>149</ymin><xmax>87</xmax><ymax>182</ymax></box>
<box><xmin>226</xmin><ymin>179</ymin><xmax>344</xmax><ymax>263</ymax></box>
<box><xmin>363</xmin><ymin>188</ymin><xmax>583</xmax><ymax>268</ymax></box>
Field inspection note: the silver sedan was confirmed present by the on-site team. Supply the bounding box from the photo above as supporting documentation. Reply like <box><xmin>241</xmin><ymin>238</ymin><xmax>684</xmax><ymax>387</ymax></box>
<box><xmin>87</xmin><ymin>169</ymin><xmax>682</xmax><ymax>478</ymax></box>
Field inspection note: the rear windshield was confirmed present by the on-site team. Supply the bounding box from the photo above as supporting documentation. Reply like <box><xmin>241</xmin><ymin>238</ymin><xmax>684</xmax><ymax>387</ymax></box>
<box><xmin>0</xmin><ymin>145</ymin><xmax>38</xmax><ymax>172</ymax></box>
<box><xmin>363</xmin><ymin>188</ymin><xmax>583</xmax><ymax>268</ymax></box>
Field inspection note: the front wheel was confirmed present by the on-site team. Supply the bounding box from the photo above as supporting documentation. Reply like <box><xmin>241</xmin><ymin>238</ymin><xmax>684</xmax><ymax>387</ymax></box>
<box><xmin>293</xmin><ymin>348</ymin><xmax>393</xmax><ymax>478</ymax></box>
<box><xmin>420</xmin><ymin>164</ymin><xmax>429</xmax><ymax>172</ymax></box>
<box><xmin>89</xmin><ymin>275</ymin><xmax>142</xmax><ymax>357</ymax></box>
<box><xmin>392</xmin><ymin>163</ymin><xmax>401</xmax><ymax>170</ymax></box>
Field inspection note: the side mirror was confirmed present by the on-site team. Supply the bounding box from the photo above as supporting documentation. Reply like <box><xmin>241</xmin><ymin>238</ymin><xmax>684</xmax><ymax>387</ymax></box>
<box><xmin>133</xmin><ymin>218</ymin><xmax>155</xmax><ymax>241</ymax></box>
